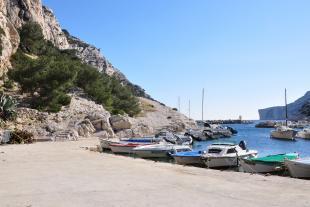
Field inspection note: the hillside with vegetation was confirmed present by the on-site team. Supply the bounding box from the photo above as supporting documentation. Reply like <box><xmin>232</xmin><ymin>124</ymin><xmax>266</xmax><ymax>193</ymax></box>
<box><xmin>0</xmin><ymin>0</ymin><xmax>195</xmax><ymax>142</ymax></box>
<box><xmin>8</xmin><ymin>23</ymin><xmax>140</xmax><ymax>116</ymax></box>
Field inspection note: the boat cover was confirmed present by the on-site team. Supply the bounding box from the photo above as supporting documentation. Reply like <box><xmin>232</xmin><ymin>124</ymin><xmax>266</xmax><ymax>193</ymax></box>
<box><xmin>250</xmin><ymin>153</ymin><xmax>298</xmax><ymax>163</ymax></box>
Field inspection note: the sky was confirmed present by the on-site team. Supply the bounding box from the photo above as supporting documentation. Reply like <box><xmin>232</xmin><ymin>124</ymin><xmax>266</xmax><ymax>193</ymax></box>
<box><xmin>43</xmin><ymin>0</ymin><xmax>310</xmax><ymax>120</ymax></box>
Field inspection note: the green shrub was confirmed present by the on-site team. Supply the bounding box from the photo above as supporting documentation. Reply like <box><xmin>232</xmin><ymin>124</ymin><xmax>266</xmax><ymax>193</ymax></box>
<box><xmin>3</xmin><ymin>79</ymin><xmax>14</xmax><ymax>89</ymax></box>
<box><xmin>9</xmin><ymin>22</ymin><xmax>140</xmax><ymax>116</ymax></box>
<box><xmin>0</xmin><ymin>93</ymin><xmax>17</xmax><ymax>121</ymax></box>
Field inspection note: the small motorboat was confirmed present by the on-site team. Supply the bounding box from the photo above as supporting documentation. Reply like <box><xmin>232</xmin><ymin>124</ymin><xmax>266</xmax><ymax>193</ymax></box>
<box><xmin>171</xmin><ymin>150</ymin><xmax>206</xmax><ymax>165</ymax></box>
<box><xmin>133</xmin><ymin>143</ymin><xmax>192</xmax><ymax>158</ymax></box>
<box><xmin>110</xmin><ymin>142</ymin><xmax>149</xmax><ymax>154</ymax></box>
<box><xmin>270</xmin><ymin>126</ymin><xmax>297</xmax><ymax>140</ymax></box>
<box><xmin>201</xmin><ymin>141</ymin><xmax>258</xmax><ymax>168</ymax></box>
<box><xmin>285</xmin><ymin>158</ymin><xmax>310</xmax><ymax>178</ymax></box>
<box><xmin>240</xmin><ymin>153</ymin><xmax>299</xmax><ymax>174</ymax></box>
<box><xmin>99</xmin><ymin>138</ymin><xmax>120</xmax><ymax>151</ymax></box>
<box><xmin>120</xmin><ymin>137</ymin><xmax>162</xmax><ymax>143</ymax></box>
<box><xmin>296</xmin><ymin>128</ymin><xmax>310</xmax><ymax>139</ymax></box>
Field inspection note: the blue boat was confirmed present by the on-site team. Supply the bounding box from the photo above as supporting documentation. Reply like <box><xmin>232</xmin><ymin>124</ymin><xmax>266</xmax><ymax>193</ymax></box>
<box><xmin>171</xmin><ymin>150</ymin><xmax>206</xmax><ymax>165</ymax></box>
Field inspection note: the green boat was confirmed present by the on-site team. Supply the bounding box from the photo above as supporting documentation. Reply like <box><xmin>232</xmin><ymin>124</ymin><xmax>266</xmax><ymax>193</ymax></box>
<box><xmin>240</xmin><ymin>153</ymin><xmax>299</xmax><ymax>173</ymax></box>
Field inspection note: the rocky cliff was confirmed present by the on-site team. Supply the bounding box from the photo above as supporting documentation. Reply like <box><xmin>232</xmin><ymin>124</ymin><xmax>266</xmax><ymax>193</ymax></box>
<box><xmin>0</xmin><ymin>0</ymin><xmax>69</xmax><ymax>71</ymax></box>
<box><xmin>0</xmin><ymin>0</ymin><xmax>195</xmax><ymax>140</ymax></box>
<box><xmin>259</xmin><ymin>91</ymin><xmax>310</xmax><ymax>121</ymax></box>
<box><xmin>0</xmin><ymin>0</ymin><xmax>149</xmax><ymax>98</ymax></box>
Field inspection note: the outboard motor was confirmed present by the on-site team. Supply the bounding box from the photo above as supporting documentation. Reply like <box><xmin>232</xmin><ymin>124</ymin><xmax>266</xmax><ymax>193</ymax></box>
<box><xmin>204</xmin><ymin>122</ymin><xmax>211</xmax><ymax>128</ymax></box>
<box><xmin>239</xmin><ymin>140</ymin><xmax>247</xmax><ymax>150</ymax></box>
<box><xmin>227</xmin><ymin>126</ymin><xmax>238</xmax><ymax>135</ymax></box>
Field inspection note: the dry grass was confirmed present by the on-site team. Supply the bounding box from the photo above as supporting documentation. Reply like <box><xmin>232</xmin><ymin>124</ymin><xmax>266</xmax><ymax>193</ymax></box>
<box><xmin>136</xmin><ymin>99</ymin><xmax>157</xmax><ymax>117</ymax></box>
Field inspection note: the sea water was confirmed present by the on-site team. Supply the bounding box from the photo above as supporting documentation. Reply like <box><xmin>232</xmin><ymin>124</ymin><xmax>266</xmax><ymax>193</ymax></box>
<box><xmin>193</xmin><ymin>123</ymin><xmax>310</xmax><ymax>157</ymax></box>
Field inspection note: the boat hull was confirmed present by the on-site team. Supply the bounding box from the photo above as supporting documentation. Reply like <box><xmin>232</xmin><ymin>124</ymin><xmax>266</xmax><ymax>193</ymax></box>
<box><xmin>285</xmin><ymin>160</ymin><xmax>310</xmax><ymax>178</ymax></box>
<box><xmin>239</xmin><ymin>159</ymin><xmax>284</xmax><ymax>173</ymax></box>
<box><xmin>296</xmin><ymin>131</ymin><xmax>310</xmax><ymax>139</ymax></box>
<box><xmin>173</xmin><ymin>156</ymin><xmax>203</xmax><ymax>165</ymax></box>
<box><xmin>203</xmin><ymin>154</ymin><xmax>256</xmax><ymax>168</ymax></box>
<box><xmin>99</xmin><ymin>139</ymin><xmax>119</xmax><ymax>150</ymax></box>
<box><xmin>110</xmin><ymin>145</ymin><xmax>136</xmax><ymax>154</ymax></box>
<box><xmin>271</xmin><ymin>130</ymin><xmax>297</xmax><ymax>140</ymax></box>
<box><xmin>133</xmin><ymin>150</ymin><xmax>170</xmax><ymax>158</ymax></box>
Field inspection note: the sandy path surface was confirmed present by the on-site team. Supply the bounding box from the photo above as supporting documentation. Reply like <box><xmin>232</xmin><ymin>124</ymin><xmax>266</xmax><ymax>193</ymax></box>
<box><xmin>0</xmin><ymin>138</ymin><xmax>309</xmax><ymax>207</ymax></box>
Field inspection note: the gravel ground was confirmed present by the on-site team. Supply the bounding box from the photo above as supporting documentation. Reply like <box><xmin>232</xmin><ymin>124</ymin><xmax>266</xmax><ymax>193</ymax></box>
<box><xmin>0</xmin><ymin>138</ymin><xmax>309</xmax><ymax>207</ymax></box>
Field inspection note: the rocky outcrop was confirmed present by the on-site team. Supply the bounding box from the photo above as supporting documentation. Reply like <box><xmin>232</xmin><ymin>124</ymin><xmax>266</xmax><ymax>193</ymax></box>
<box><xmin>2</xmin><ymin>92</ymin><xmax>115</xmax><ymax>141</ymax></box>
<box><xmin>259</xmin><ymin>91</ymin><xmax>310</xmax><ymax>121</ymax></box>
<box><xmin>0</xmin><ymin>0</ymin><xmax>196</xmax><ymax>139</ymax></box>
<box><xmin>0</xmin><ymin>7</ymin><xmax>20</xmax><ymax>73</ymax></box>
<box><xmin>1</xmin><ymin>0</ymin><xmax>150</xmax><ymax>98</ymax></box>
<box><xmin>0</xmin><ymin>0</ymin><xmax>69</xmax><ymax>71</ymax></box>
<box><xmin>110</xmin><ymin>114</ymin><xmax>132</xmax><ymax>131</ymax></box>
<box><xmin>4</xmin><ymin>0</ymin><xmax>69</xmax><ymax>49</ymax></box>
<box><xmin>64</xmin><ymin>32</ymin><xmax>151</xmax><ymax>99</ymax></box>
<box><xmin>133</xmin><ymin>97</ymin><xmax>197</xmax><ymax>133</ymax></box>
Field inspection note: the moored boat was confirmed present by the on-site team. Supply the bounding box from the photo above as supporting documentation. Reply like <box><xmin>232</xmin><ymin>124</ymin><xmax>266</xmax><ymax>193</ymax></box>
<box><xmin>133</xmin><ymin>143</ymin><xmax>191</xmax><ymax>158</ymax></box>
<box><xmin>240</xmin><ymin>153</ymin><xmax>299</xmax><ymax>173</ymax></box>
<box><xmin>270</xmin><ymin>89</ymin><xmax>297</xmax><ymax>141</ymax></box>
<box><xmin>171</xmin><ymin>150</ymin><xmax>206</xmax><ymax>165</ymax></box>
<box><xmin>296</xmin><ymin>128</ymin><xmax>310</xmax><ymax>139</ymax></box>
<box><xmin>270</xmin><ymin>126</ymin><xmax>297</xmax><ymax>140</ymax></box>
<box><xmin>285</xmin><ymin>158</ymin><xmax>310</xmax><ymax>178</ymax></box>
<box><xmin>120</xmin><ymin>137</ymin><xmax>161</xmax><ymax>143</ymax></box>
<box><xmin>99</xmin><ymin>138</ymin><xmax>120</xmax><ymax>150</ymax></box>
<box><xmin>110</xmin><ymin>142</ymin><xmax>149</xmax><ymax>154</ymax></box>
<box><xmin>201</xmin><ymin>141</ymin><xmax>258</xmax><ymax>168</ymax></box>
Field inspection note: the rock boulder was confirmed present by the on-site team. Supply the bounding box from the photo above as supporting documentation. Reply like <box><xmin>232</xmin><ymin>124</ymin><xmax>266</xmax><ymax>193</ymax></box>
<box><xmin>110</xmin><ymin>115</ymin><xmax>132</xmax><ymax>131</ymax></box>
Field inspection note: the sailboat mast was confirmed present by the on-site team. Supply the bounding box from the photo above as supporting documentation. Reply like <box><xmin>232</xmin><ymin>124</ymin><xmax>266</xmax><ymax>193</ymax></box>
<box><xmin>285</xmin><ymin>88</ymin><xmax>288</xmax><ymax>126</ymax></box>
<box><xmin>188</xmin><ymin>100</ymin><xmax>191</xmax><ymax>120</ymax></box>
<box><xmin>178</xmin><ymin>96</ymin><xmax>181</xmax><ymax>113</ymax></box>
<box><xmin>202</xmin><ymin>88</ymin><xmax>204</xmax><ymax>121</ymax></box>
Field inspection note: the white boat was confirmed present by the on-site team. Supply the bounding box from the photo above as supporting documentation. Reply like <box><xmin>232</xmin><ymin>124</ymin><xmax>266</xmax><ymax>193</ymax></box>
<box><xmin>110</xmin><ymin>143</ymin><xmax>149</xmax><ymax>154</ymax></box>
<box><xmin>271</xmin><ymin>126</ymin><xmax>297</xmax><ymax>140</ymax></box>
<box><xmin>201</xmin><ymin>141</ymin><xmax>258</xmax><ymax>168</ymax></box>
<box><xmin>99</xmin><ymin>138</ymin><xmax>120</xmax><ymax>150</ymax></box>
<box><xmin>270</xmin><ymin>89</ymin><xmax>297</xmax><ymax>140</ymax></box>
<box><xmin>240</xmin><ymin>153</ymin><xmax>299</xmax><ymax>174</ymax></box>
<box><xmin>133</xmin><ymin>143</ymin><xmax>192</xmax><ymax>158</ymax></box>
<box><xmin>285</xmin><ymin>158</ymin><xmax>310</xmax><ymax>178</ymax></box>
<box><xmin>296</xmin><ymin>128</ymin><xmax>310</xmax><ymax>139</ymax></box>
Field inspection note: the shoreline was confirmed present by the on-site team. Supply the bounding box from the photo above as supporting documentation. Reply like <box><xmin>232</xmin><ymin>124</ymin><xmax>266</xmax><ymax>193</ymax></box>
<box><xmin>0</xmin><ymin>138</ymin><xmax>309</xmax><ymax>207</ymax></box>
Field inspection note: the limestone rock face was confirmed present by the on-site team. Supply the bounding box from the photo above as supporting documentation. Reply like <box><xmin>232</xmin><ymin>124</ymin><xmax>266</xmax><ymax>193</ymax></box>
<box><xmin>134</xmin><ymin>97</ymin><xmax>197</xmax><ymax>133</ymax></box>
<box><xmin>5</xmin><ymin>93</ymin><xmax>116</xmax><ymax>141</ymax></box>
<box><xmin>65</xmin><ymin>33</ymin><xmax>151</xmax><ymax>99</ymax></box>
<box><xmin>0</xmin><ymin>0</ymin><xmax>69</xmax><ymax>72</ymax></box>
<box><xmin>0</xmin><ymin>0</ymin><xmax>197</xmax><ymax>139</ymax></box>
<box><xmin>259</xmin><ymin>91</ymin><xmax>310</xmax><ymax>121</ymax></box>
<box><xmin>0</xmin><ymin>8</ymin><xmax>20</xmax><ymax>73</ymax></box>
<box><xmin>1</xmin><ymin>0</ymin><xmax>150</xmax><ymax>99</ymax></box>
<box><xmin>110</xmin><ymin>114</ymin><xmax>132</xmax><ymax>131</ymax></box>
<box><xmin>4</xmin><ymin>0</ymin><xmax>69</xmax><ymax>49</ymax></box>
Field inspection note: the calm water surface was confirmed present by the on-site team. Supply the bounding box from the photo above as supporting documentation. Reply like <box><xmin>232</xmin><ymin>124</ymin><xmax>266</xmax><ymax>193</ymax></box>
<box><xmin>193</xmin><ymin>123</ymin><xmax>310</xmax><ymax>157</ymax></box>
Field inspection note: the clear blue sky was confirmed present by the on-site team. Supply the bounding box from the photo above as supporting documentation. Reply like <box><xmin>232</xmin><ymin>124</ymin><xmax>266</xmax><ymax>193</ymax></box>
<box><xmin>43</xmin><ymin>0</ymin><xmax>310</xmax><ymax>120</ymax></box>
